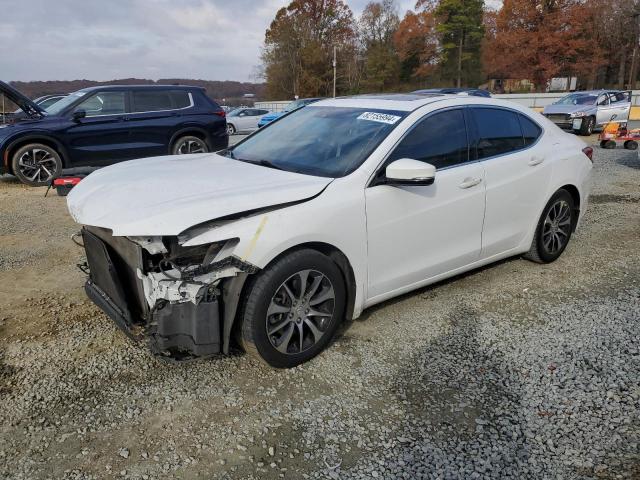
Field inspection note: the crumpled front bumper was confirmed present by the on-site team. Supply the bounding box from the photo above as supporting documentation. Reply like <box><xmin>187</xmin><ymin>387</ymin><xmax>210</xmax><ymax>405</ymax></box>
<box><xmin>82</xmin><ymin>227</ymin><xmax>223</xmax><ymax>359</ymax></box>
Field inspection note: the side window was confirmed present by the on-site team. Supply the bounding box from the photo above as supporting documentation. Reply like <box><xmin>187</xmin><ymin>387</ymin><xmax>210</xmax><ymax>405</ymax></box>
<box><xmin>597</xmin><ymin>95</ymin><xmax>609</xmax><ymax>106</ymax></box>
<box><xmin>611</xmin><ymin>92</ymin><xmax>628</xmax><ymax>104</ymax></box>
<box><xmin>75</xmin><ymin>91</ymin><xmax>125</xmax><ymax>117</ymax></box>
<box><xmin>388</xmin><ymin>109</ymin><xmax>468</xmax><ymax>169</ymax></box>
<box><xmin>258</xmin><ymin>109</ymin><xmax>269</xmax><ymax>115</ymax></box>
<box><xmin>518</xmin><ymin>114</ymin><xmax>542</xmax><ymax>146</ymax></box>
<box><xmin>471</xmin><ymin>108</ymin><xmax>523</xmax><ymax>159</ymax></box>
<box><xmin>131</xmin><ymin>91</ymin><xmax>173</xmax><ymax>112</ymax></box>
<box><xmin>169</xmin><ymin>91</ymin><xmax>191</xmax><ymax>109</ymax></box>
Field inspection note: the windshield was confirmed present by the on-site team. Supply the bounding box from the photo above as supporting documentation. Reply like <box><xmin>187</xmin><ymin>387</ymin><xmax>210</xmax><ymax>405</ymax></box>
<box><xmin>555</xmin><ymin>93</ymin><xmax>597</xmax><ymax>106</ymax></box>
<box><xmin>228</xmin><ymin>106</ymin><xmax>406</xmax><ymax>178</ymax></box>
<box><xmin>45</xmin><ymin>91</ymin><xmax>87</xmax><ymax>115</ymax></box>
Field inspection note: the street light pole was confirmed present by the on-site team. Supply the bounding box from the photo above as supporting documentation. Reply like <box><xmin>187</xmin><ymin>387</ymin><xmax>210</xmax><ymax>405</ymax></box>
<box><xmin>332</xmin><ymin>45</ymin><xmax>337</xmax><ymax>98</ymax></box>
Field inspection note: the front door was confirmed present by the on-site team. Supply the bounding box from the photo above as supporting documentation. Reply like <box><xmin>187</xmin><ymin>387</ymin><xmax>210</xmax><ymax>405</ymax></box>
<box><xmin>365</xmin><ymin>108</ymin><xmax>486</xmax><ymax>301</ymax></box>
<box><xmin>64</xmin><ymin>90</ymin><xmax>131</xmax><ymax>166</ymax></box>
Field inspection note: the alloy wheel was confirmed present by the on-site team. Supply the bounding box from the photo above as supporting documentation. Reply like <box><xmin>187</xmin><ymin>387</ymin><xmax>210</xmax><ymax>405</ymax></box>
<box><xmin>176</xmin><ymin>139</ymin><xmax>206</xmax><ymax>154</ymax></box>
<box><xmin>17</xmin><ymin>148</ymin><xmax>58</xmax><ymax>183</ymax></box>
<box><xmin>542</xmin><ymin>200</ymin><xmax>572</xmax><ymax>255</ymax></box>
<box><xmin>266</xmin><ymin>269</ymin><xmax>336</xmax><ymax>355</ymax></box>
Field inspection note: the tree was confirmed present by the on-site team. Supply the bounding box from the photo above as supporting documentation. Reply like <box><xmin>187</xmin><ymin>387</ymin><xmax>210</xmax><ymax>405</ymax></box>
<box><xmin>484</xmin><ymin>0</ymin><xmax>607</xmax><ymax>91</ymax></box>
<box><xmin>393</xmin><ymin>8</ymin><xmax>439</xmax><ymax>83</ymax></box>
<box><xmin>261</xmin><ymin>0</ymin><xmax>358</xmax><ymax>99</ymax></box>
<box><xmin>359</xmin><ymin>0</ymin><xmax>401</xmax><ymax>91</ymax></box>
<box><xmin>431</xmin><ymin>0</ymin><xmax>485</xmax><ymax>87</ymax></box>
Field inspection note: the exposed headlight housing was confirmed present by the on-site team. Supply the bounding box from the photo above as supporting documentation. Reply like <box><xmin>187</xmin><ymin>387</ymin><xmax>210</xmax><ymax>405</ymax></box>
<box><xmin>570</xmin><ymin>111</ymin><xmax>587</xmax><ymax>118</ymax></box>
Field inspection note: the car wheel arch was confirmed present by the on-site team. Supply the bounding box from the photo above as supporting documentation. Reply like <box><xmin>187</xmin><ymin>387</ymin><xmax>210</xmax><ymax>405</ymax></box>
<box><xmin>5</xmin><ymin>135</ymin><xmax>68</xmax><ymax>174</ymax></box>
<box><xmin>222</xmin><ymin>242</ymin><xmax>358</xmax><ymax>354</ymax></box>
<box><xmin>168</xmin><ymin>128</ymin><xmax>209</xmax><ymax>153</ymax></box>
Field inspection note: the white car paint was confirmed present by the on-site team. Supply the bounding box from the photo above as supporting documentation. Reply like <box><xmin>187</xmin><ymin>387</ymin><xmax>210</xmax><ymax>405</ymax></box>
<box><xmin>67</xmin><ymin>153</ymin><xmax>332</xmax><ymax>236</ymax></box>
<box><xmin>68</xmin><ymin>95</ymin><xmax>592</xmax><ymax>321</ymax></box>
<box><xmin>226</xmin><ymin>108</ymin><xmax>269</xmax><ymax>133</ymax></box>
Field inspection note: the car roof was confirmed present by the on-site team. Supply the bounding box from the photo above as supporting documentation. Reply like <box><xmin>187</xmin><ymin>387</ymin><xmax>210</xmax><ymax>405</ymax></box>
<box><xmin>313</xmin><ymin>93</ymin><xmax>452</xmax><ymax>112</ymax></box>
<box><xmin>76</xmin><ymin>84</ymin><xmax>204</xmax><ymax>93</ymax></box>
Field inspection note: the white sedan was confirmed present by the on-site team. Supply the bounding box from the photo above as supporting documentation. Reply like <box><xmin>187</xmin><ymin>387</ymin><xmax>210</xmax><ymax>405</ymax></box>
<box><xmin>225</xmin><ymin>107</ymin><xmax>270</xmax><ymax>135</ymax></box>
<box><xmin>67</xmin><ymin>94</ymin><xmax>592</xmax><ymax>368</ymax></box>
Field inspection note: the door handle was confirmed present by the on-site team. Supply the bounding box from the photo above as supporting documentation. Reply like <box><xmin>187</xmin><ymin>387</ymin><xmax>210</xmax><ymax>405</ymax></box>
<box><xmin>528</xmin><ymin>157</ymin><xmax>544</xmax><ymax>166</ymax></box>
<box><xmin>458</xmin><ymin>177</ymin><xmax>482</xmax><ymax>189</ymax></box>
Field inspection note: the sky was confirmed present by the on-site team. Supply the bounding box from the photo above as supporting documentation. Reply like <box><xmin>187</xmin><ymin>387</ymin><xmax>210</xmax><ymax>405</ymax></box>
<box><xmin>0</xmin><ymin>0</ymin><xmax>502</xmax><ymax>83</ymax></box>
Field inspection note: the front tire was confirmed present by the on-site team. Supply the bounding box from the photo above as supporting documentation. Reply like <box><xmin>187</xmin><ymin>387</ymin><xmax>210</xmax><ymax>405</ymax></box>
<box><xmin>578</xmin><ymin>116</ymin><xmax>595</xmax><ymax>136</ymax></box>
<box><xmin>238</xmin><ymin>249</ymin><xmax>346</xmax><ymax>368</ymax></box>
<box><xmin>11</xmin><ymin>143</ymin><xmax>62</xmax><ymax>186</ymax></box>
<box><xmin>524</xmin><ymin>189</ymin><xmax>575</xmax><ymax>264</ymax></box>
<box><xmin>172</xmin><ymin>136</ymin><xmax>208</xmax><ymax>155</ymax></box>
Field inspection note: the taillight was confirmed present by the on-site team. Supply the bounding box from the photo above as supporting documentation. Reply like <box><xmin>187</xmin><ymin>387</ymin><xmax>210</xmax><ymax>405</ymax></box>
<box><xmin>582</xmin><ymin>146</ymin><xmax>593</xmax><ymax>162</ymax></box>
<box><xmin>214</xmin><ymin>110</ymin><xmax>226</xmax><ymax>118</ymax></box>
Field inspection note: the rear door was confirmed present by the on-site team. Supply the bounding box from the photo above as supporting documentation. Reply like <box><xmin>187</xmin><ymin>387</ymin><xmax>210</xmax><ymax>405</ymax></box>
<box><xmin>126</xmin><ymin>89</ymin><xmax>191</xmax><ymax>158</ymax></box>
<box><xmin>64</xmin><ymin>90</ymin><xmax>131</xmax><ymax>166</ymax></box>
<box><xmin>470</xmin><ymin>107</ymin><xmax>551</xmax><ymax>258</ymax></box>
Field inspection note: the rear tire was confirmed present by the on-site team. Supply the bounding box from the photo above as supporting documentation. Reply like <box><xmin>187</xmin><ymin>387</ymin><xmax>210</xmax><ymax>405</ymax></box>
<box><xmin>624</xmin><ymin>140</ymin><xmax>638</xmax><ymax>150</ymax></box>
<box><xmin>172</xmin><ymin>136</ymin><xmax>208</xmax><ymax>155</ymax></box>
<box><xmin>602</xmin><ymin>140</ymin><xmax>617</xmax><ymax>149</ymax></box>
<box><xmin>11</xmin><ymin>143</ymin><xmax>62</xmax><ymax>186</ymax></box>
<box><xmin>524</xmin><ymin>189</ymin><xmax>575</xmax><ymax>264</ymax></box>
<box><xmin>237</xmin><ymin>249</ymin><xmax>346</xmax><ymax>368</ymax></box>
<box><xmin>226</xmin><ymin>124</ymin><xmax>236</xmax><ymax>135</ymax></box>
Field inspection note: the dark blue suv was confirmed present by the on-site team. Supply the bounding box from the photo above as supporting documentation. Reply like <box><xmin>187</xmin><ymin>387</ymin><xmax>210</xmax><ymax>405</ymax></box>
<box><xmin>0</xmin><ymin>82</ymin><xmax>228</xmax><ymax>185</ymax></box>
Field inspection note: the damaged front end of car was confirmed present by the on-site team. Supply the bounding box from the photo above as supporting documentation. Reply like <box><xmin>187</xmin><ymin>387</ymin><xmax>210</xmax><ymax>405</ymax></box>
<box><xmin>80</xmin><ymin>225</ymin><xmax>258</xmax><ymax>361</ymax></box>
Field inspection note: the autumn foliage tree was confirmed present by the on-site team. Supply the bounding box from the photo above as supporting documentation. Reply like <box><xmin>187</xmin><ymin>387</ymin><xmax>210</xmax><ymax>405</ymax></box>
<box><xmin>393</xmin><ymin>8</ymin><xmax>439</xmax><ymax>83</ymax></box>
<box><xmin>484</xmin><ymin>0</ymin><xmax>606</xmax><ymax>91</ymax></box>
<box><xmin>359</xmin><ymin>0</ymin><xmax>402</xmax><ymax>91</ymax></box>
<box><xmin>262</xmin><ymin>0</ymin><xmax>358</xmax><ymax>98</ymax></box>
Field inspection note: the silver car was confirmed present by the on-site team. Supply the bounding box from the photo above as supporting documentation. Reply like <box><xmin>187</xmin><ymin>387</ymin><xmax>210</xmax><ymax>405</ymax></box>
<box><xmin>543</xmin><ymin>90</ymin><xmax>632</xmax><ymax>136</ymax></box>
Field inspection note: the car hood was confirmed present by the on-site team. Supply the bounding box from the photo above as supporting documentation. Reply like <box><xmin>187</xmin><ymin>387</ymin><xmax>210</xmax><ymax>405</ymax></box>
<box><xmin>543</xmin><ymin>103</ymin><xmax>595</xmax><ymax>115</ymax></box>
<box><xmin>0</xmin><ymin>80</ymin><xmax>46</xmax><ymax>118</ymax></box>
<box><xmin>67</xmin><ymin>153</ymin><xmax>333</xmax><ymax>236</ymax></box>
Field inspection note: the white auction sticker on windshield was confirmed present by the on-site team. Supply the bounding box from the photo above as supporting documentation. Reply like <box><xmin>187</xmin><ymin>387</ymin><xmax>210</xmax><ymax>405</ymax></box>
<box><xmin>357</xmin><ymin>112</ymin><xmax>401</xmax><ymax>124</ymax></box>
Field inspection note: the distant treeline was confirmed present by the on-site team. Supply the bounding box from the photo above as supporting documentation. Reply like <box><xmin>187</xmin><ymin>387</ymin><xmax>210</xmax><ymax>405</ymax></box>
<box><xmin>5</xmin><ymin>78</ymin><xmax>266</xmax><ymax>106</ymax></box>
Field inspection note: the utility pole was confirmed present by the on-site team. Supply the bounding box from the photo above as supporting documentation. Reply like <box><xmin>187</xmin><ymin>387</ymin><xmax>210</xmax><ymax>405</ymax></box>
<box><xmin>332</xmin><ymin>45</ymin><xmax>337</xmax><ymax>98</ymax></box>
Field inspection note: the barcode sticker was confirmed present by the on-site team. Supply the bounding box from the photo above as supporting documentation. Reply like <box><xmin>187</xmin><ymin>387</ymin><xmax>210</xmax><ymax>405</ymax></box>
<box><xmin>357</xmin><ymin>112</ymin><xmax>401</xmax><ymax>125</ymax></box>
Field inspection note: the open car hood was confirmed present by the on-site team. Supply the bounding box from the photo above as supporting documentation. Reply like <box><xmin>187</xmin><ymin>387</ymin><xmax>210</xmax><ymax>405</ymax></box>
<box><xmin>0</xmin><ymin>80</ymin><xmax>46</xmax><ymax>118</ymax></box>
<box><xmin>67</xmin><ymin>153</ymin><xmax>333</xmax><ymax>236</ymax></box>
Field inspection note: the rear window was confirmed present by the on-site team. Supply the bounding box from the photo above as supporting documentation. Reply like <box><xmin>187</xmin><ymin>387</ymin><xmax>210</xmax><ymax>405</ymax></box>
<box><xmin>170</xmin><ymin>91</ymin><xmax>192</xmax><ymax>109</ymax></box>
<box><xmin>471</xmin><ymin>108</ymin><xmax>524</xmax><ymax>159</ymax></box>
<box><xmin>519</xmin><ymin>114</ymin><xmax>542</xmax><ymax>146</ymax></box>
<box><xmin>129</xmin><ymin>90</ymin><xmax>192</xmax><ymax>112</ymax></box>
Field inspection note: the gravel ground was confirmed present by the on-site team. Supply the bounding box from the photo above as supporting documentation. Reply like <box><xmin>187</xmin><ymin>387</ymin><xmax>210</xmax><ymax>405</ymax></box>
<box><xmin>0</xmin><ymin>145</ymin><xmax>639</xmax><ymax>480</ymax></box>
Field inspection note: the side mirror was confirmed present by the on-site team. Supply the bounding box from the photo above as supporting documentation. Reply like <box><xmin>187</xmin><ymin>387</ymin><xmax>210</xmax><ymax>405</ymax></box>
<box><xmin>72</xmin><ymin>110</ymin><xmax>86</xmax><ymax>122</ymax></box>
<box><xmin>385</xmin><ymin>158</ymin><xmax>435</xmax><ymax>186</ymax></box>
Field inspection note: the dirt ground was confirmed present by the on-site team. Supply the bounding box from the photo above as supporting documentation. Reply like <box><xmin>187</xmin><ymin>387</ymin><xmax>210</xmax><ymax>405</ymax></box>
<box><xmin>0</xmin><ymin>143</ymin><xmax>639</xmax><ymax>480</ymax></box>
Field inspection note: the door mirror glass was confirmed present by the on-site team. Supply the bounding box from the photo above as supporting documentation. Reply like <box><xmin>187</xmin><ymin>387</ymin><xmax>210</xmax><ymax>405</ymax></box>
<box><xmin>72</xmin><ymin>109</ymin><xmax>86</xmax><ymax>121</ymax></box>
<box><xmin>385</xmin><ymin>159</ymin><xmax>435</xmax><ymax>186</ymax></box>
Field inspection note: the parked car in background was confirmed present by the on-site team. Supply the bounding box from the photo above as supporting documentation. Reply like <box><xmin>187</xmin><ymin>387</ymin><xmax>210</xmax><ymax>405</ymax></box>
<box><xmin>67</xmin><ymin>93</ymin><xmax>592</xmax><ymax>368</ymax></box>
<box><xmin>542</xmin><ymin>90</ymin><xmax>631</xmax><ymax>135</ymax></box>
<box><xmin>0</xmin><ymin>81</ymin><xmax>227</xmax><ymax>186</ymax></box>
<box><xmin>257</xmin><ymin>98</ymin><xmax>323</xmax><ymax>127</ymax></box>
<box><xmin>2</xmin><ymin>94</ymin><xmax>68</xmax><ymax>122</ymax></box>
<box><xmin>413</xmin><ymin>88</ymin><xmax>491</xmax><ymax>98</ymax></box>
<box><xmin>225</xmin><ymin>107</ymin><xmax>270</xmax><ymax>134</ymax></box>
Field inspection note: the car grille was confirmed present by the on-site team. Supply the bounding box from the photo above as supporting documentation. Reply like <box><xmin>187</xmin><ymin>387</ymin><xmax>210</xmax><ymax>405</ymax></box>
<box><xmin>546</xmin><ymin>113</ymin><xmax>571</xmax><ymax>122</ymax></box>
<box><xmin>83</xmin><ymin>226</ymin><xmax>149</xmax><ymax>322</ymax></box>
